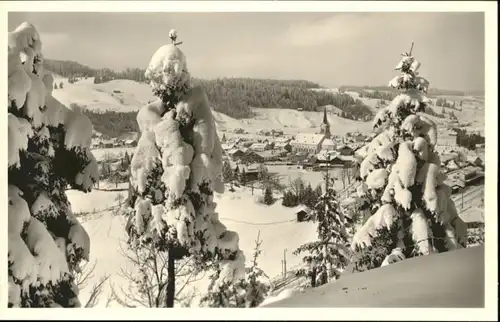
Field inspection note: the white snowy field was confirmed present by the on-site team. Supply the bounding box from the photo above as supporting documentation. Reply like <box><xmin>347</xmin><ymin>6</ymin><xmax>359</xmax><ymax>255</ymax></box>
<box><xmin>263</xmin><ymin>245</ymin><xmax>485</xmax><ymax>308</ymax></box>
<box><xmin>66</xmin><ymin>184</ymin><xmax>317</xmax><ymax>307</ymax></box>
<box><xmin>267</xmin><ymin>165</ymin><xmax>353</xmax><ymax>191</ymax></box>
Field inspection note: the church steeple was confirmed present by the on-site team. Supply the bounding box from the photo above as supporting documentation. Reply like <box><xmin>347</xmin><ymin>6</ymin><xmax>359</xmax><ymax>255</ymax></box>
<box><xmin>320</xmin><ymin>107</ymin><xmax>331</xmax><ymax>138</ymax></box>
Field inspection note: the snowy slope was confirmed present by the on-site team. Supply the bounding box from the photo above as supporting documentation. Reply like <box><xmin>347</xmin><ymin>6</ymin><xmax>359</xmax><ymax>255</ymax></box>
<box><xmin>52</xmin><ymin>78</ymin><xmax>155</xmax><ymax>113</ymax></box>
<box><xmin>263</xmin><ymin>245</ymin><xmax>484</xmax><ymax>308</ymax></box>
<box><xmin>51</xmin><ymin>78</ymin><xmax>373</xmax><ymax>135</ymax></box>
<box><xmin>213</xmin><ymin>107</ymin><xmax>372</xmax><ymax>135</ymax></box>
<box><xmin>66</xmin><ymin>185</ymin><xmax>317</xmax><ymax>307</ymax></box>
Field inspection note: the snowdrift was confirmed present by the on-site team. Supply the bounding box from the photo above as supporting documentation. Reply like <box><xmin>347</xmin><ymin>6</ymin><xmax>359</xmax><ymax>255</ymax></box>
<box><xmin>262</xmin><ymin>246</ymin><xmax>484</xmax><ymax>308</ymax></box>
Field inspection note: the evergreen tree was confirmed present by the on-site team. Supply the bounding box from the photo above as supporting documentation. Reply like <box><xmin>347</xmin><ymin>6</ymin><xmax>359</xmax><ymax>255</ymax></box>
<box><xmin>200</xmin><ymin>232</ymin><xmax>270</xmax><ymax>307</ymax></box>
<box><xmin>263</xmin><ymin>186</ymin><xmax>273</xmax><ymax>205</ymax></box>
<box><xmin>222</xmin><ymin>160</ymin><xmax>233</xmax><ymax>184</ymax></box>
<box><xmin>314</xmin><ymin>184</ymin><xmax>323</xmax><ymax>200</ymax></box>
<box><xmin>8</xmin><ymin>22</ymin><xmax>98</xmax><ymax>307</ymax></box>
<box><xmin>59</xmin><ymin>81</ymin><xmax>63</xmax><ymax>89</ymax></box>
<box><xmin>294</xmin><ymin>172</ymin><xmax>351</xmax><ymax>287</ymax></box>
<box><xmin>125</xmin><ymin>30</ymin><xmax>246</xmax><ymax>307</ymax></box>
<box><xmin>351</xmin><ymin>44</ymin><xmax>467</xmax><ymax>273</ymax></box>
<box><xmin>303</xmin><ymin>183</ymin><xmax>316</xmax><ymax>208</ymax></box>
<box><xmin>239</xmin><ymin>168</ymin><xmax>247</xmax><ymax>186</ymax></box>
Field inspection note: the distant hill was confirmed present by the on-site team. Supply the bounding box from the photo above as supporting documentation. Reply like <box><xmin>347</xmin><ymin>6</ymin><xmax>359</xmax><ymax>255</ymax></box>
<box><xmin>339</xmin><ymin>85</ymin><xmax>484</xmax><ymax>98</ymax></box>
<box><xmin>44</xmin><ymin>59</ymin><xmax>95</xmax><ymax>78</ymax></box>
<box><xmin>46</xmin><ymin>59</ymin><xmax>374</xmax><ymax>121</ymax></box>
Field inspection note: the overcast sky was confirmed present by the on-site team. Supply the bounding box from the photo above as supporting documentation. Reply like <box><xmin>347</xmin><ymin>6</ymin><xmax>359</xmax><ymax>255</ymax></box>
<box><xmin>8</xmin><ymin>12</ymin><xmax>485</xmax><ymax>91</ymax></box>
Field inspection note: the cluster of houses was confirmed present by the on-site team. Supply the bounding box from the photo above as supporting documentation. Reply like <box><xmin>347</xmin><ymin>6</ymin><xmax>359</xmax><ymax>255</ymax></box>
<box><xmin>90</xmin><ymin>131</ymin><xmax>138</xmax><ymax>150</ymax></box>
<box><xmin>221</xmin><ymin>109</ymin><xmax>369</xmax><ymax>173</ymax></box>
<box><xmin>438</xmin><ymin>147</ymin><xmax>485</xmax><ymax>192</ymax></box>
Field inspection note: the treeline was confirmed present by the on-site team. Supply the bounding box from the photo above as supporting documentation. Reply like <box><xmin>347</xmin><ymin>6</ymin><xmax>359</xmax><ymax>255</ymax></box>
<box><xmin>423</xmin><ymin>106</ymin><xmax>445</xmax><ymax>119</ymax></box>
<box><xmin>340</xmin><ymin>85</ymin><xmax>481</xmax><ymax>98</ymax></box>
<box><xmin>45</xmin><ymin>59</ymin><xmax>373</xmax><ymax>120</ymax></box>
<box><xmin>83</xmin><ymin>109</ymin><xmax>140</xmax><ymax>138</ymax></box>
<box><xmin>94</xmin><ymin>68</ymin><xmax>148</xmax><ymax>84</ymax></box>
<box><xmin>436</xmin><ymin>97</ymin><xmax>462</xmax><ymax>110</ymax></box>
<box><xmin>454</xmin><ymin>129</ymin><xmax>485</xmax><ymax>150</ymax></box>
<box><xmin>44</xmin><ymin>59</ymin><xmax>95</xmax><ymax>78</ymax></box>
<box><xmin>358</xmin><ymin>90</ymin><xmax>398</xmax><ymax>101</ymax></box>
<box><xmin>194</xmin><ymin>78</ymin><xmax>373</xmax><ymax>120</ymax></box>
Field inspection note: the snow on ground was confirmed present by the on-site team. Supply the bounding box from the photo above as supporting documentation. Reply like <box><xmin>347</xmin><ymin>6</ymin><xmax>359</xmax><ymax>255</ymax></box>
<box><xmin>51</xmin><ymin>78</ymin><xmax>373</xmax><ymax>135</ymax></box>
<box><xmin>52</xmin><ymin>78</ymin><xmax>155</xmax><ymax>113</ymax></box>
<box><xmin>263</xmin><ymin>245</ymin><xmax>485</xmax><ymax>308</ymax></box>
<box><xmin>66</xmin><ymin>184</ymin><xmax>317</xmax><ymax>307</ymax></box>
<box><xmin>268</xmin><ymin>165</ymin><xmax>352</xmax><ymax>192</ymax></box>
<box><xmin>52</xmin><ymin>78</ymin><xmax>484</xmax><ymax>139</ymax></box>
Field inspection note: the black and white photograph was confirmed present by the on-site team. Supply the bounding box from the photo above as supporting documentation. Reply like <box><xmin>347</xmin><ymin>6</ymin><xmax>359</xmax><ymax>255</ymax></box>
<box><xmin>1</xmin><ymin>1</ymin><xmax>497</xmax><ymax>320</ymax></box>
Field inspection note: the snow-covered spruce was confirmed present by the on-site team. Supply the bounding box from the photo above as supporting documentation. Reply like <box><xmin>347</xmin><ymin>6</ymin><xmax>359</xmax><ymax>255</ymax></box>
<box><xmin>126</xmin><ymin>31</ymin><xmax>245</xmax><ymax>307</ymax></box>
<box><xmin>350</xmin><ymin>47</ymin><xmax>467</xmax><ymax>272</ymax></box>
<box><xmin>294</xmin><ymin>174</ymin><xmax>351</xmax><ymax>287</ymax></box>
<box><xmin>8</xmin><ymin>22</ymin><xmax>97</xmax><ymax>307</ymax></box>
<box><xmin>200</xmin><ymin>233</ymin><xmax>270</xmax><ymax>307</ymax></box>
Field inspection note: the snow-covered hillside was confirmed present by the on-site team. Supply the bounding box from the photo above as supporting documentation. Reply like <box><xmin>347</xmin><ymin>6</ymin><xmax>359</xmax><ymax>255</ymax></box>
<box><xmin>66</xmin><ymin>185</ymin><xmax>317</xmax><ymax>307</ymax></box>
<box><xmin>51</xmin><ymin>77</ymin><xmax>483</xmax><ymax>138</ymax></box>
<box><xmin>52</xmin><ymin>77</ymin><xmax>155</xmax><ymax>113</ymax></box>
<box><xmin>50</xmin><ymin>77</ymin><xmax>372</xmax><ymax>135</ymax></box>
<box><xmin>262</xmin><ymin>245</ymin><xmax>484</xmax><ymax>307</ymax></box>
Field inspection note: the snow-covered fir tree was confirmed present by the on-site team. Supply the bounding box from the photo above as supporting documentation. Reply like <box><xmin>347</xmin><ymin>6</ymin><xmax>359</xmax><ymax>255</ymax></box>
<box><xmin>8</xmin><ymin>22</ymin><xmax>98</xmax><ymax>307</ymax></box>
<box><xmin>124</xmin><ymin>30</ymin><xmax>245</xmax><ymax>307</ymax></box>
<box><xmin>199</xmin><ymin>232</ymin><xmax>270</xmax><ymax>307</ymax></box>
<box><xmin>350</xmin><ymin>44</ymin><xmax>468</xmax><ymax>273</ymax></box>
<box><xmin>294</xmin><ymin>171</ymin><xmax>351</xmax><ymax>287</ymax></box>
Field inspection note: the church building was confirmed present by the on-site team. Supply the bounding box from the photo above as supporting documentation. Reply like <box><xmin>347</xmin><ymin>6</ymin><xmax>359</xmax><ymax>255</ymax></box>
<box><xmin>291</xmin><ymin>107</ymin><xmax>336</xmax><ymax>154</ymax></box>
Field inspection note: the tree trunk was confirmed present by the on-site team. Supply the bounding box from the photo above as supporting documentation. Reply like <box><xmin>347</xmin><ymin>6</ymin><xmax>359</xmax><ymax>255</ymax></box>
<box><xmin>166</xmin><ymin>248</ymin><xmax>175</xmax><ymax>308</ymax></box>
<box><xmin>310</xmin><ymin>267</ymin><xmax>317</xmax><ymax>288</ymax></box>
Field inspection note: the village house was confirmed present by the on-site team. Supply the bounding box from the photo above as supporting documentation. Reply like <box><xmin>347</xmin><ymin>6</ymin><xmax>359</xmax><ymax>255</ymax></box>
<box><xmin>237</xmin><ymin>163</ymin><xmax>261</xmax><ymax>181</ymax></box>
<box><xmin>221</xmin><ymin>143</ymin><xmax>236</xmax><ymax>151</ymax></box>
<box><xmin>294</xmin><ymin>205</ymin><xmax>312</xmax><ymax>222</ymax></box>
<box><xmin>256</xmin><ymin>150</ymin><xmax>281</xmax><ymax>162</ymax></box>
<box><xmin>270</xmin><ymin>129</ymin><xmax>284</xmax><ymax>136</ymax></box>
<box><xmin>336</xmin><ymin>144</ymin><xmax>355</xmax><ymax>156</ymax></box>
<box><xmin>124</xmin><ymin>139</ymin><xmax>137</xmax><ymax>148</ymax></box>
<box><xmin>100</xmin><ymin>139</ymin><xmax>115</xmax><ymax>149</ymax></box>
<box><xmin>250</xmin><ymin>142</ymin><xmax>273</xmax><ymax>152</ymax></box>
<box><xmin>291</xmin><ymin>108</ymin><xmax>336</xmax><ymax>154</ymax></box>
<box><xmin>467</xmin><ymin>155</ymin><xmax>483</xmax><ymax>167</ymax></box>
<box><xmin>274</xmin><ymin>141</ymin><xmax>292</xmax><ymax>152</ymax></box>
<box><xmin>227</xmin><ymin>148</ymin><xmax>264</xmax><ymax>164</ymax></box>
<box><xmin>275</xmin><ymin>136</ymin><xmax>292</xmax><ymax>144</ymax></box>
<box><xmin>241</xmin><ymin>141</ymin><xmax>258</xmax><ymax>148</ymax></box>
<box><xmin>351</xmin><ymin>132</ymin><xmax>368</xmax><ymax>142</ymax></box>
<box><xmin>291</xmin><ymin>134</ymin><xmax>336</xmax><ymax>154</ymax></box>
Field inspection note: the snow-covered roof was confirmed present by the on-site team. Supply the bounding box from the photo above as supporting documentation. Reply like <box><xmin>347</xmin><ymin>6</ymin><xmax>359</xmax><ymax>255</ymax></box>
<box><xmin>275</xmin><ymin>142</ymin><xmax>291</xmax><ymax>148</ymax></box>
<box><xmin>275</xmin><ymin>137</ymin><xmax>292</xmax><ymax>143</ymax></box>
<box><xmin>316</xmin><ymin>151</ymin><xmax>343</xmax><ymax>162</ymax></box>
<box><xmin>294</xmin><ymin>204</ymin><xmax>312</xmax><ymax>214</ymax></box>
<box><xmin>458</xmin><ymin>209</ymin><xmax>484</xmax><ymax>224</ymax></box>
<box><xmin>250</xmin><ymin>143</ymin><xmax>269</xmax><ymax>149</ymax></box>
<box><xmin>322</xmin><ymin>138</ymin><xmax>336</xmax><ymax>147</ymax></box>
<box><xmin>292</xmin><ymin>133</ymin><xmax>325</xmax><ymax>145</ymax></box>
<box><xmin>227</xmin><ymin>148</ymin><xmax>243</xmax><ymax>155</ymax></box>
<box><xmin>221</xmin><ymin>143</ymin><xmax>235</xmax><ymax>150</ymax></box>
<box><xmin>240</xmin><ymin>163</ymin><xmax>260</xmax><ymax>173</ymax></box>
